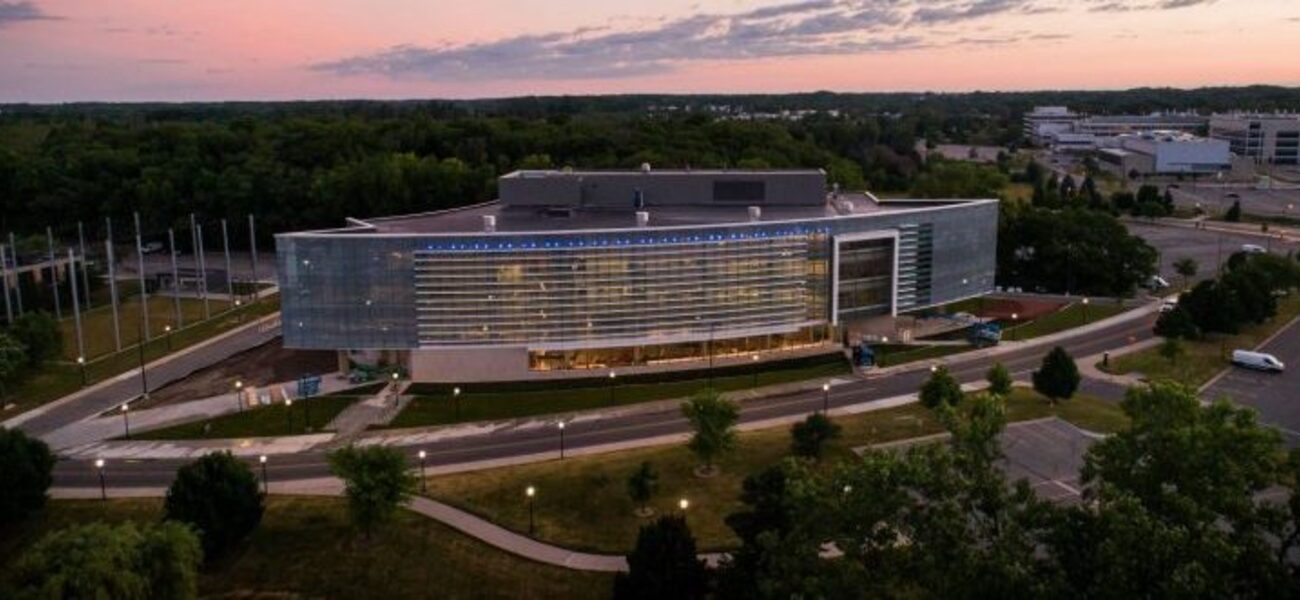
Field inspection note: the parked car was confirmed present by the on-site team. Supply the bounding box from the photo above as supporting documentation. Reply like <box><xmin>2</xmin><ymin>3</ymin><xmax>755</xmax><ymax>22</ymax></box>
<box><xmin>1144</xmin><ymin>275</ymin><xmax>1171</xmax><ymax>290</ymax></box>
<box><xmin>141</xmin><ymin>241</ymin><xmax>164</xmax><ymax>254</ymax></box>
<box><xmin>1159</xmin><ymin>297</ymin><xmax>1179</xmax><ymax>313</ymax></box>
<box><xmin>1241</xmin><ymin>244</ymin><xmax>1267</xmax><ymax>255</ymax></box>
<box><xmin>1231</xmin><ymin>350</ymin><xmax>1285</xmax><ymax>373</ymax></box>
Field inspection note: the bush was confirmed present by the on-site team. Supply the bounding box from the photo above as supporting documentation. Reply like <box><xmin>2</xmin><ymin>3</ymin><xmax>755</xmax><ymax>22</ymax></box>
<box><xmin>985</xmin><ymin>362</ymin><xmax>1013</xmax><ymax>397</ymax></box>
<box><xmin>681</xmin><ymin>389</ymin><xmax>739</xmax><ymax>474</ymax></box>
<box><xmin>1153</xmin><ymin>305</ymin><xmax>1201</xmax><ymax>340</ymax></box>
<box><xmin>8</xmin><ymin>311</ymin><xmax>61</xmax><ymax>367</ymax></box>
<box><xmin>790</xmin><ymin>413</ymin><xmax>842</xmax><ymax>460</ymax></box>
<box><xmin>9</xmin><ymin>521</ymin><xmax>202</xmax><ymax>600</ymax></box>
<box><xmin>1225</xmin><ymin>199</ymin><xmax>1242</xmax><ymax>222</ymax></box>
<box><xmin>919</xmin><ymin>365</ymin><xmax>963</xmax><ymax>409</ymax></box>
<box><xmin>163</xmin><ymin>452</ymin><xmax>264</xmax><ymax>559</ymax></box>
<box><xmin>1033</xmin><ymin>346</ymin><xmax>1080</xmax><ymax>403</ymax></box>
<box><xmin>627</xmin><ymin>462</ymin><xmax>660</xmax><ymax>516</ymax></box>
<box><xmin>328</xmin><ymin>445</ymin><xmax>416</xmax><ymax>539</ymax></box>
<box><xmin>612</xmin><ymin>515</ymin><xmax>710</xmax><ymax>600</ymax></box>
<box><xmin>0</xmin><ymin>427</ymin><xmax>56</xmax><ymax>524</ymax></box>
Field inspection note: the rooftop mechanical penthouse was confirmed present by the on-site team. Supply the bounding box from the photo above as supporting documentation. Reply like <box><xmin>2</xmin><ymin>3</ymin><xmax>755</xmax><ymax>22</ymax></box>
<box><xmin>275</xmin><ymin>167</ymin><xmax>998</xmax><ymax>382</ymax></box>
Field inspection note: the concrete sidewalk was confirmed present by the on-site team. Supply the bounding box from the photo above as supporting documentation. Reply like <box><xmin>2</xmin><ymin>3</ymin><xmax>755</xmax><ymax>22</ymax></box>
<box><xmin>1075</xmin><ymin>338</ymin><xmax>1161</xmax><ymax>388</ymax></box>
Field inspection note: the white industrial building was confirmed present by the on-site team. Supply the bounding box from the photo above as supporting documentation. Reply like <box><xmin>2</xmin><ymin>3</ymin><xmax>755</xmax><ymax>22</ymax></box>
<box><xmin>1097</xmin><ymin>131</ymin><xmax>1233</xmax><ymax>177</ymax></box>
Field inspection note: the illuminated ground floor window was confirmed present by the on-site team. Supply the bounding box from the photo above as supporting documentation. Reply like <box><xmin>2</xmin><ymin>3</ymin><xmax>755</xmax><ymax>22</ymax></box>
<box><xmin>527</xmin><ymin>324</ymin><xmax>831</xmax><ymax>371</ymax></box>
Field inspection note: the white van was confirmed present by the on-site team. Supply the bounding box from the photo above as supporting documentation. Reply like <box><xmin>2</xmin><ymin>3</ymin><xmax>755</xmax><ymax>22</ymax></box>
<box><xmin>1241</xmin><ymin>244</ymin><xmax>1267</xmax><ymax>255</ymax></box>
<box><xmin>1231</xmin><ymin>350</ymin><xmax>1285</xmax><ymax>373</ymax></box>
<box><xmin>1145</xmin><ymin>275</ymin><xmax>1170</xmax><ymax>290</ymax></box>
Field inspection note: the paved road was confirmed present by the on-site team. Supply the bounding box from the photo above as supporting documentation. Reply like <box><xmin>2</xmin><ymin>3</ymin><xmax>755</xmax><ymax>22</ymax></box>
<box><xmin>10</xmin><ymin>314</ymin><xmax>283</xmax><ymax>437</ymax></box>
<box><xmin>1201</xmin><ymin>317</ymin><xmax>1300</xmax><ymax>445</ymax></box>
<box><xmin>54</xmin><ymin>312</ymin><xmax>1156</xmax><ymax>490</ymax></box>
<box><xmin>1169</xmin><ymin>185</ymin><xmax>1300</xmax><ymax>220</ymax></box>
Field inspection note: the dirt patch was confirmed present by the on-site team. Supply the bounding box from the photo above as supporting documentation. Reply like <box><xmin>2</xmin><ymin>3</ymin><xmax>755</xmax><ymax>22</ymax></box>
<box><xmin>137</xmin><ymin>339</ymin><xmax>337</xmax><ymax>409</ymax></box>
<box><xmin>969</xmin><ymin>297</ymin><xmax>1065</xmax><ymax>321</ymax></box>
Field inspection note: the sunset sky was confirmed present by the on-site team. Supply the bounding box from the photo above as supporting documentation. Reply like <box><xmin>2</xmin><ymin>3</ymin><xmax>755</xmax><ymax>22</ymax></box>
<box><xmin>2</xmin><ymin>0</ymin><xmax>1299</xmax><ymax>102</ymax></box>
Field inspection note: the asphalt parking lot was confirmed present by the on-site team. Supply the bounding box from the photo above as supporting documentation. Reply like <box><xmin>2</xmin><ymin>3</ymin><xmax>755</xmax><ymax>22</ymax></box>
<box><xmin>1126</xmin><ymin>221</ymin><xmax>1297</xmax><ymax>285</ymax></box>
<box><xmin>1168</xmin><ymin>185</ymin><xmax>1300</xmax><ymax>219</ymax></box>
<box><xmin>1202</xmin><ymin>317</ymin><xmax>1300</xmax><ymax>446</ymax></box>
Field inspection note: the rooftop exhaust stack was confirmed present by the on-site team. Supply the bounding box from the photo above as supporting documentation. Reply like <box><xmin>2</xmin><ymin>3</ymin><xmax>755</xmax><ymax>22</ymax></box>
<box><xmin>636</xmin><ymin>211</ymin><xmax>650</xmax><ymax>228</ymax></box>
<box><xmin>748</xmin><ymin>206</ymin><xmax>762</xmax><ymax>222</ymax></box>
<box><xmin>640</xmin><ymin>162</ymin><xmax>652</xmax><ymax>173</ymax></box>
<box><xmin>482</xmin><ymin>215</ymin><xmax>497</xmax><ymax>233</ymax></box>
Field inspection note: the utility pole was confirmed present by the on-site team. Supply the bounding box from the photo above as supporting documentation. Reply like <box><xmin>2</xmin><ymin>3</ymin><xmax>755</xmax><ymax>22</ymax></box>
<box><xmin>46</xmin><ymin>227</ymin><xmax>61</xmax><ymax>320</ymax></box>
<box><xmin>133</xmin><ymin>212</ymin><xmax>149</xmax><ymax>341</ymax></box>
<box><xmin>248</xmin><ymin>215</ymin><xmax>258</xmax><ymax>303</ymax></box>
<box><xmin>68</xmin><ymin>249</ymin><xmax>85</xmax><ymax>365</ymax></box>
<box><xmin>0</xmin><ymin>244</ymin><xmax>12</xmax><ymax>325</ymax></box>
<box><xmin>8</xmin><ymin>232</ymin><xmax>23</xmax><ymax>315</ymax></box>
<box><xmin>221</xmin><ymin>219</ymin><xmax>234</xmax><ymax>303</ymax></box>
<box><xmin>168</xmin><ymin>228</ymin><xmax>183</xmax><ymax>329</ymax></box>
<box><xmin>105</xmin><ymin>218</ymin><xmax>122</xmax><ymax>351</ymax></box>
<box><xmin>77</xmin><ymin>221</ymin><xmax>91</xmax><ymax>310</ymax></box>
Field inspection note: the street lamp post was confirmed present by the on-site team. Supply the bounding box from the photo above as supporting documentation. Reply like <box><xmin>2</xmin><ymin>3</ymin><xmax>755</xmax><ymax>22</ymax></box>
<box><xmin>233</xmin><ymin>380</ymin><xmax>244</xmax><ymax>413</ymax></box>
<box><xmin>285</xmin><ymin>398</ymin><xmax>294</xmax><ymax>433</ymax></box>
<box><xmin>77</xmin><ymin>356</ymin><xmax>87</xmax><ymax>387</ymax></box>
<box><xmin>136</xmin><ymin>323</ymin><xmax>149</xmax><ymax>401</ymax></box>
<box><xmin>526</xmin><ymin>485</ymin><xmax>536</xmax><ymax>535</ymax></box>
<box><xmin>751</xmin><ymin>354</ymin><xmax>759</xmax><ymax>388</ymax></box>
<box><xmin>1010</xmin><ymin>313</ymin><xmax>1019</xmax><ymax>342</ymax></box>
<box><xmin>234</xmin><ymin>299</ymin><xmax>243</xmax><ymax>323</ymax></box>
<box><xmin>163</xmin><ymin>324</ymin><xmax>173</xmax><ymax>352</ymax></box>
<box><xmin>418</xmin><ymin>450</ymin><xmax>427</xmax><ymax>492</ymax></box>
<box><xmin>557</xmin><ymin>421</ymin><xmax>566</xmax><ymax>459</ymax></box>
<box><xmin>821</xmin><ymin>382</ymin><xmax>830</xmax><ymax>414</ymax></box>
<box><xmin>120</xmin><ymin>403</ymin><xmax>130</xmax><ymax>439</ymax></box>
<box><xmin>678</xmin><ymin>498</ymin><xmax>690</xmax><ymax>514</ymax></box>
<box><xmin>1081</xmin><ymin>297</ymin><xmax>1090</xmax><ymax>325</ymax></box>
<box><xmin>607</xmin><ymin>371</ymin><xmax>616</xmax><ymax>403</ymax></box>
<box><xmin>259</xmin><ymin>455</ymin><xmax>268</xmax><ymax>494</ymax></box>
<box><xmin>452</xmin><ymin>386</ymin><xmax>461</xmax><ymax>421</ymax></box>
<box><xmin>95</xmin><ymin>459</ymin><xmax>106</xmax><ymax>500</ymax></box>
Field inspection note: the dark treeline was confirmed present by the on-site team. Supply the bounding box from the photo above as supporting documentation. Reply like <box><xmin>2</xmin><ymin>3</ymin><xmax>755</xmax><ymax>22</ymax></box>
<box><xmin>3</xmin><ymin>86</ymin><xmax>1299</xmax><ymax>247</ymax></box>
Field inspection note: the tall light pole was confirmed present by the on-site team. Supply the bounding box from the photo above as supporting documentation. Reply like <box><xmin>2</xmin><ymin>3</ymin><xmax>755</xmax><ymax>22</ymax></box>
<box><xmin>1081</xmin><ymin>297</ymin><xmax>1090</xmax><ymax>325</ymax></box>
<box><xmin>418</xmin><ymin>450</ymin><xmax>427</xmax><ymax>491</ymax></box>
<box><xmin>526</xmin><ymin>485</ymin><xmax>536</xmax><ymax>535</ymax></box>
<box><xmin>163</xmin><ymin>324</ymin><xmax>173</xmax><ymax>352</ymax></box>
<box><xmin>285</xmin><ymin>398</ymin><xmax>294</xmax><ymax>433</ymax></box>
<box><xmin>234</xmin><ymin>380</ymin><xmax>244</xmax><ymax>413</ymax></box>
<box><xmin>259</xmin><ymin>455</ymin><xmax>268</xmax><ymax>494</ymax></box>
<box><xmin>607</xmin><ymin>371</ymin><xmax>616</xmax><ymax>403</ymax></box>
<box><xmin>136</xmin><ymin>323</ymin><xmax>149</xmax><ymax>401</ymax></box>
<box><xmin>452</xmin><ymin>386</ymin><xmax>461</xmax><ymax>421</ymax></box>
<box><xmin>120</xmin><ymin>403</ymin><xmax>130</xmax><ymax>439</ymax></box>
<box><xmin>751</xmin><ymin>354</ymin><xmax>759</xmax><ymax>388</ymax></box>
<box><xmin>77</xmin><ymin>356</ymin><xmax>87</xmax><ymax>387</ymax></box>
<box><xmin>821</xmin><ymin>382</ymin><xmax>830</xmax><ymax>415</ymax></box>
<box><xmin>95</xmin><ymin>459</ymin><xmax>106</xmax><ymax>501</ymax></box>
<box><xmin>557</xmin><ymin>421</ymin><xmax>566</xmax><ymax>459</ymax></box>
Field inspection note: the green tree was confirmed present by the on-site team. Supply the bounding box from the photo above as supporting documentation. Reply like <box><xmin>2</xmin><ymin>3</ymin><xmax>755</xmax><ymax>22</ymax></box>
<box><xmin>1154</xmin><ymin>305</ymin><xmax>1201</xmax><ymax>340</ymax></box>
<box><xmin>327</xmin><ymin>445</ymin><xmax>416</xmax><ymax>540</ymax></box>
<box><xmin>919</xmin><ymin>365</ymin><xmax>963</xmax><ymax>409</ymax></box>
<box><xmin>9</xmin><ymin>521</ymin><xmax>202</xmax><ymax>600</ymax></box>
<box><xmin>627</xmin><ymin>461</ymin><xmax>660</xmax><ymax>517</ymax></box>
<box><xmin>1158</xmin><ymin>336</ymin><xmax>1184</xmax><ymax>365</ymax></box>
<box><xmin>1055</xmin><ymin>382</ymin><xmax>1298</xmax><ymax>598</ymax></box>
<box><xmin>9</xmin><ymin>311</ymin><xmax>61</xmax><ymax>367</ymax></box>
<box><xmin>0</xmin><ymin>332</ymin><xmax>27</xmax><ymax>398</ymax></box>
<box><xmin>163</xmin><ymin>451</ymin><xmax>264</xmax><ymax>559</ymax></box>
<box><xmin>1225</xmin><ymin>199</ymin><xmax>1242</xmax><ymax>222</ymax></box>
<box><xmin>1032</xmin><ymin>346</ymin><xmax>1079</xmax><ymax>404</ymax></box>
<box><xmin>1173</xmin><ymin>256</ymin><xmax>1198</xmax><ymax>289</ymax></box>
<box><xmin>985</xmin><ymin>362</ymin><xmax>1013</xmax><ymax>397</ymax></box>
<box><xmin>0</xmin><ymin>427</ymin><xmax>55</xmax><ymax>524</ymax></box>
<box><xmin>680</xmin><ymin>389</ymin><xmax>739</xmax><ymax>476</ymax></box>
<box><xmin>789</xmin><ymin>413</ymin><xmax>841</xmax><ymax>460</ymax></box>
<box><xmin>612</xmin><ymin>515</ymin><xmax>710</xmax><ymax>600</ymax></box>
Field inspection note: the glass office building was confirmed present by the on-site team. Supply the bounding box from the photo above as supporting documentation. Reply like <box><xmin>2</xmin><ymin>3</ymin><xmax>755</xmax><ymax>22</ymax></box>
<box><xmin>277</xmin><ymin>169</ymin><xmax>997</xmax><ymax>381</ymax></box>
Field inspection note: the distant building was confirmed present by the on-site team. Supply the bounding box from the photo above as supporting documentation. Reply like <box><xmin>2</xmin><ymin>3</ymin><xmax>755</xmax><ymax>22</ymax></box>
<box><xmin>1024</xmin><ymin>106</ymin><xmax>1207</xmax><ymax>147</ymax></box>
<box><xmin>1209</xmin><ymin>113</ymin><xmax>1300</xmax><ymax>166</ymax></box>
<box><xmin>276</xmin><ymin>167</ymin><xmax>997</xmax><ymax>382</ymax></box>
<box><xmin>1097</xmin><ymin>131</ymin><xmax>1232</xmax><ymax>177</ymax></box>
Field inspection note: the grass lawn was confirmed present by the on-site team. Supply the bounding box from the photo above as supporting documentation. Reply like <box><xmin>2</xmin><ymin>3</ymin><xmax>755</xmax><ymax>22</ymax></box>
<box><xmin>132</xmin><ymin>394</ymin><xmax>360</xmax><ymax>440</ymax></box>
<box><xmin>1106</xmin><ymin>295</ymin><xmax>1300</xmax><ymax>388</ymax></box>
<box><xmin>873</xmin><ymin>344</ymin><xmax>973</xmax><ymax>367</ymax></box>
<box><xmin>0</xmin><ymin>497</ymin><xmax>610</xmax><ymax>600</ymax></box>
<box><xmin>59</xmin><ymin>294</ymin><xmax>229</xmax><ymax>361</ymax></box>
<box><xmin>1004</xmin><ymin>301</ymin><xmax>1127</xmax><ymax>340</ymax></box>
<box><xmin>1</xmin><ymin>298</ymin><xmax>279</xmax><ymax>417</ymax></box>
<box><xmin>387</xmin><ymin>355</ymin><xmax>852</xmax><ymax>429</ymax></box>
<box><xmin>423</xmin><ymin>388</ymin><xmax>1126</xmax><ymax>554</ymax></box>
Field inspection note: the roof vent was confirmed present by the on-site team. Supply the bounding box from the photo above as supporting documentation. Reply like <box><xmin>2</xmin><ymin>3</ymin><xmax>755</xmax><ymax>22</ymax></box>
<box><xmin>636</xmin><ymin>211</ymin><xmax>650</xmax><ymax>227</ymax></box>
<box><xmin>748</xmin><ymin>206</ymin><xmax>762</xmax><ymax>222</ymax></box>
<box><xmin>482</xmin><ymin>215</ymin><xmax>497</xmax><ymax>233</ymax></box>
<box><xmin>640</xmin><ymin>162</ymin><xmax>652</xmax><ymax>173</ymax></box>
